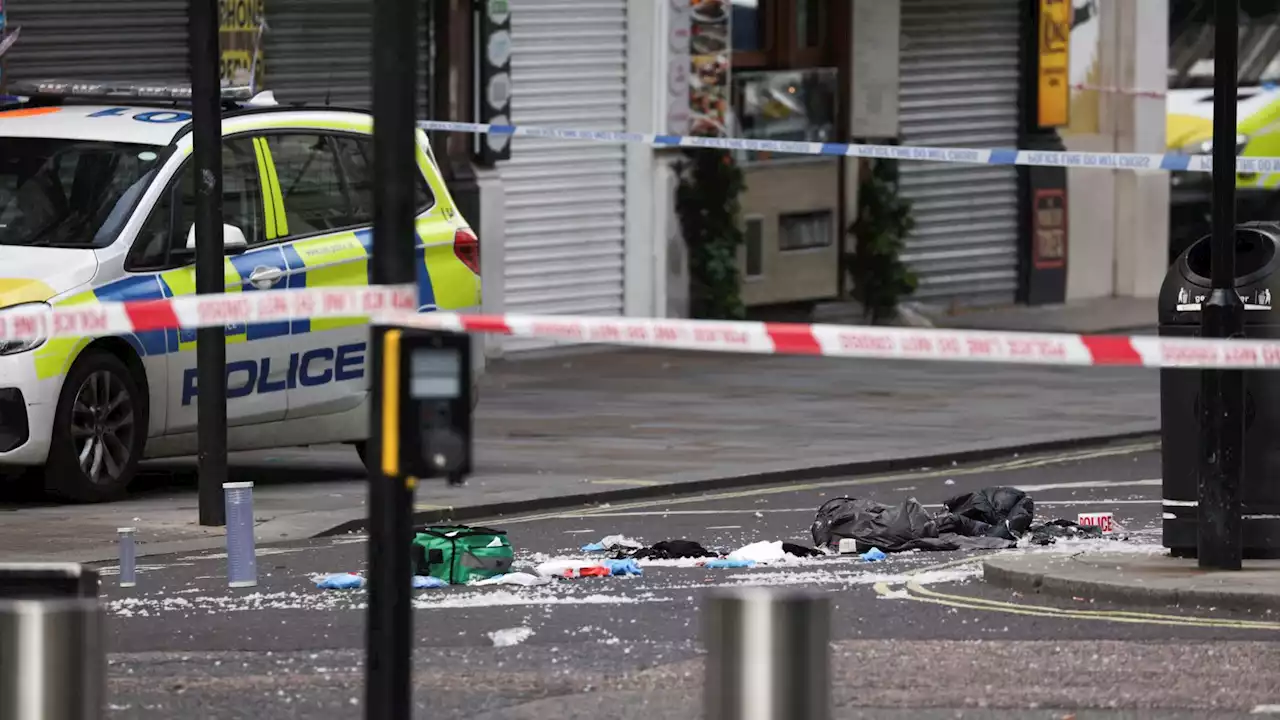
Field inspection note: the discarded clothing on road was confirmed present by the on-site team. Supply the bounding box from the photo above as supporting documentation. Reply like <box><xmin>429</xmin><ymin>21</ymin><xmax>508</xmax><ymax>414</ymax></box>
<box><xmin>935</xmin><ymin>487</ymin><xmax>1035</xmax><ymax>541</ymax></box>
<box><xmin>630</xmin><ymin>540</ymin><xmax>718</xmax><ymax>560</ymax></box>
<box><xmin>1026</xmin><ymin>519</ymin><xmax>1105</xmax><ymax>545</ymax></box>
<box><xmin>811</xmin><ymin>496</ymin><xmax>1018</xmax><ymax>553</ymax></box>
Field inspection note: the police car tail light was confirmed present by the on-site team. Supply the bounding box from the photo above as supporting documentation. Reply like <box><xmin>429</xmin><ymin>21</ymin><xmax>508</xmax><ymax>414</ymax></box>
<box><xmin>454</xmin><ymin>228</ymin><xmax>479</xmax><ymax>274</ymax></box>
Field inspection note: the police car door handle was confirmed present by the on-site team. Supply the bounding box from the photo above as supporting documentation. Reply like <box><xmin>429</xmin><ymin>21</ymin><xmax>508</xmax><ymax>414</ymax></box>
<box><xmin>248</xmin><ymin>266</ymin><xmax>284</xmax><ymax>290</ymax></box>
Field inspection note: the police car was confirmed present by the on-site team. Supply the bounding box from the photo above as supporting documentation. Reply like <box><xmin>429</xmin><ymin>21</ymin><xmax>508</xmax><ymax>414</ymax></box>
<box><xmin>0</xmin><ymin>81</ymin><xmax>482</xmax><ymax>502</ymax></box>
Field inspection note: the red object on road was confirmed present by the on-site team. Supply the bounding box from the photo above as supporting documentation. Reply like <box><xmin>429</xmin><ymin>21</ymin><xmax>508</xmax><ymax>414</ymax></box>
<box><xmin>1077</xmin><ymin>512</ymin><xmax>1115</xmax><ymax>534</ymax></box>
<box><xmin>563</xmin><ymin>566</ymin><xmax>610</xmax><ymax>579</ymax></box>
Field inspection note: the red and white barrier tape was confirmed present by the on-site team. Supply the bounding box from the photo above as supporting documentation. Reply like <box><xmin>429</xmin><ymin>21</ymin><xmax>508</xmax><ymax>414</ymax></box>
<box><xmin>1071</xmin><ymin>83</ymin><xmax>1166</xmax><ymax>100</ymax></box>
<box><xmin>0</xmin><ymin>285</ymin><xmax>1276</xmax><ymax>370</ymax></box>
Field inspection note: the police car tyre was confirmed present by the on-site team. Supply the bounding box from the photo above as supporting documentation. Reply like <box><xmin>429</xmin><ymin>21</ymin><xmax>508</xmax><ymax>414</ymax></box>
<box><xmin>45</xmin><ymin>351</ymin><xmax>148</xmax><ymax>503</ymax></box>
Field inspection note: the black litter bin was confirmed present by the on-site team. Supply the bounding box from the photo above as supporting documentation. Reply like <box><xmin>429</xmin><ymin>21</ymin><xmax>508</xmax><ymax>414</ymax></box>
<box><xmin>0</xmin><ymin>563</ymin><xmax>100</xmax><ymax>598</ymax></box>
<box><xmin>1160</xmin><ymin>221</ymin><xmax>1280</xmax><ymax>559</ymax></box>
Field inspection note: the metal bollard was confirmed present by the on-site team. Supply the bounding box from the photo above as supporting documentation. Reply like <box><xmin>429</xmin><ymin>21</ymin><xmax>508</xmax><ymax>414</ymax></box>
<box><xmin>703</xmin><ymin>588</ymin><xmax>831</xmax><ymax>720</ymax></box>
<box><xmin>116</xmin><ymin>528</ymin><xmax>137</xmax><ymax>588</ymax></box>
<box><xmin>0</xmin><ymin>598</ymin><xmax>105</xmax><ymax>720</ymax></box>
<box><xmin>223</xmin><ymin>482</ymin><xmax>258</xmax><ymax>588</ymax></box>
<box><xmin>0</xmin><ymin>564</ymin><xmax>98</xmax><ymax>599</ymax></box>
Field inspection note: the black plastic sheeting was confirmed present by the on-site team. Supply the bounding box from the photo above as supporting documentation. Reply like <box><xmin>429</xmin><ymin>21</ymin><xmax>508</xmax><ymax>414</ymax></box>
<box><xmin>811</xmin><ymin>487</ymin><xmax>1036</xmax><ymax>553</ymax></box>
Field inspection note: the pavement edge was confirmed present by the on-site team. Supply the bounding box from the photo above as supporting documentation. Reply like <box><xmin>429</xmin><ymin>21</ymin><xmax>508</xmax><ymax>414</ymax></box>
<box><xmin>982</xmin><ymin>555</ymin><xmax>1280</xmax><ymax>614</ymax></box>
<box><xmin>319</xmin><ymin>428</ymin><xmax>1161</xmax><ymax>538</ymax></box>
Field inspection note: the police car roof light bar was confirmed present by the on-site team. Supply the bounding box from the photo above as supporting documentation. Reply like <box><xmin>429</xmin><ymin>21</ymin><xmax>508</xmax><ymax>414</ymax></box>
<box><xmin>6</xmin><ymin>79</ymin><xmax>255</xmax><ymax>106</ymax></box>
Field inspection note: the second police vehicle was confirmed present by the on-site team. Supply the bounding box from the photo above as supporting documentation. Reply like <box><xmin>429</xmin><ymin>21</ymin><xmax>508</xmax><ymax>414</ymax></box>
<box><xmin>0</xmin><ymin>81</ymin><xmax>482</xmax><ymax>502</ymax></box>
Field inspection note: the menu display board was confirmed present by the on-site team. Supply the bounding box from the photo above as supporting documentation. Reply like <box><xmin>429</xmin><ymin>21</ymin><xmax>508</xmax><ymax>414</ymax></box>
<box><xmin>666</xmin><ymin>0</ymin><xmax>693</xmax><ymax>135</ymax></box>
<box><xmin>474</xmin><ymin>0</ymin><xmax>513</xmax><ymax>165</ymax></box>
<box><xmin>689</xmin><ymin>0</ymin><xmax>731</xmax><ymax>138</ymax></box>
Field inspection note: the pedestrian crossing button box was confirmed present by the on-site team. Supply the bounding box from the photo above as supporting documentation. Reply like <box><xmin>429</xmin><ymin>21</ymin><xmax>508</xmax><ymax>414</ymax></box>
<box><xmin>400</xmin><ymin>329</ymin><xmax>473</xmax><ymax>482</ymax></box>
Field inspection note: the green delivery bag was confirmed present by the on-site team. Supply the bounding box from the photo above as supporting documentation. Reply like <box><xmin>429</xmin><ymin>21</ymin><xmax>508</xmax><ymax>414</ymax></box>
<box><xmin>411</xmin><ymin>526</ymin><xmax>514</xmax><ymax>585</ymax></box>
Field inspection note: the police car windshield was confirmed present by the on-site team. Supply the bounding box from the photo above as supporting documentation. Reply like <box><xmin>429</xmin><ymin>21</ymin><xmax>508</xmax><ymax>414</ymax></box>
<box><xmin>0</xmin><ymin>137</ymin><xmax>161</xmax><ymax>249</ymax></box>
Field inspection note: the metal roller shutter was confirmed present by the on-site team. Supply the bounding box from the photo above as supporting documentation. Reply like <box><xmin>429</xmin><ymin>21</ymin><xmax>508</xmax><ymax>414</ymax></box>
<box><xmin>498</xmin><ymin>0</ymin><xmax>627</xmax><ymax>352</ymax></box>
<box><xmin>5</xmin><ymin>0</ymin><xmax>189</xmax><ymax>83</ymax></box>
<box><xmin>898</xmin><ymin>0</ymin><xmax>1022</xmax><ymax>308</ymax></box>
<box><xmin>264</xmin><ymin>0</ymin><xmax>429</xmax><ymax>111</ymax></box>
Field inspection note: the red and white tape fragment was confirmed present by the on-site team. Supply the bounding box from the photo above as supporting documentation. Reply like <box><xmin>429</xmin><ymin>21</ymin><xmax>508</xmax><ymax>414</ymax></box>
<box><xmin>0</xmin><ymin>285</ymin><xmax>417</xmax><ymax>343</ymax></box>
<box><xmin>2</xmin><ymin>285</ymin><xmax>1279</xmax><ymax>370</ymax></box>
<box><xmin>406</xmin><ymin>312</ymin><xmax>1280</xmax><ymax>371</ymax></box>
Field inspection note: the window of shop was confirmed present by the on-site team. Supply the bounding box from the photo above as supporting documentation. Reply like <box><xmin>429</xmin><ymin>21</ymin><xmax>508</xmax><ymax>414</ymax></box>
<box><xmin>730</xmin><ymin>0</ymin><xmax>838</xmax><ymax>69</ymax></box>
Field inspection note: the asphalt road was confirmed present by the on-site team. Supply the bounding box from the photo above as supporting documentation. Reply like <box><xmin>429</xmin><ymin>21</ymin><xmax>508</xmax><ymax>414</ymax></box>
<box><xmin>95</xmin><ymin>440</ymin><xmax>1280</xmax><ymax>719</ymax></box>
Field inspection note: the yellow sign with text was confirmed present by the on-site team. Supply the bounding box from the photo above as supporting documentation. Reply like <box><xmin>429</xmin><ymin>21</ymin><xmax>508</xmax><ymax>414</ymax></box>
<box><xmin>219</xmin><ymin>0</ymin><xmax>265</xmax><ymax>90</ymax></box>
<box><xmin>1038</xmin><ymin>0</ymin><xmax>1071</xmax><ymax>128</ymax></box>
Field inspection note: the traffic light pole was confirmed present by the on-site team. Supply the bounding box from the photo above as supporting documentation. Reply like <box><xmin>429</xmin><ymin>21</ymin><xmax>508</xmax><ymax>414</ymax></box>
<box><xmin>190</xmin><ymin>0</ymin><xmax>227</xmax><ymax>528</ymax></box>
<box><xmin>1199</xmin><ymin>0</ymin><xmax>1245</xmax><ymax>571</ymax></box>
<box><xmin>366</xmin><ymin>0</ymin><xmax>419</xmax><ymax>715</ymax></box>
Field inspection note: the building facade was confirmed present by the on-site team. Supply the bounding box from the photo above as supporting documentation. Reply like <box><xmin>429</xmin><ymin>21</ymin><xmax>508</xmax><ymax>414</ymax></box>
<box><xmin>0</xmin><ymin>0</ymin><xmax>1171</xmax><ymax>362</ymax></box>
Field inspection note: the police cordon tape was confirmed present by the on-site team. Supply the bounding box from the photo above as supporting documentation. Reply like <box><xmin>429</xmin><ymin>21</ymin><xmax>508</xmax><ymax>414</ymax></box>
<box><xmin>417</xmin><ymin>120</ymin><xmax>1275</xmax><ymax>175</ymax></box>
<box><xmin>3</xmin><ymin>284</ymin><xmax>1280</xmax><ymax>371</ymax></box>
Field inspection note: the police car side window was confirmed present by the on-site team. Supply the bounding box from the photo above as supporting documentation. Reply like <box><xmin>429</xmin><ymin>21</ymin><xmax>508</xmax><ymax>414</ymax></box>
<box><xmin>329</xmin><ymin>135</ymin><xmax>433</xmax><ymax>224</ymax></box>
<box><xmin>130</xmin><ymin>138</ymin><xmax>266</xmax><ymax>270</ymax></box>
<box><xmin>263</xmin><ymin>134</ymin><xmax>353</xmax><ymax>237</ymax></box>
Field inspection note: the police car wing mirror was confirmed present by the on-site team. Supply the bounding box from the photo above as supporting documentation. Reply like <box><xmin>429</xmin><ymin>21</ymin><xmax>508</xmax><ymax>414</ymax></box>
<box><xmin>186</xmin><ymin>223</ymin><xmax>249</xmax><ymax>256</ymax></box>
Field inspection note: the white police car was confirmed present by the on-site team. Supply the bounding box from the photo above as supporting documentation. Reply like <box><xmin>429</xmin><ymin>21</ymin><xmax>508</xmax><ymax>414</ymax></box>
<box><xmin>0</xmin><ymin>81</ymin><xmax>482</xmax><ymax>502</ymax></box>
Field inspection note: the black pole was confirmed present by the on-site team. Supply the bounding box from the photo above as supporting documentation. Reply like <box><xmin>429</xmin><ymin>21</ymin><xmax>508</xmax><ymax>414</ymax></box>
<box><xmin>430</xmin><ymin>0</ymin><xmax>450</xmax><ymax>160</ymax></box>
<box><xmin>1199</xmin><ymin>0</ymin><xmax>1244</xmax><ymax>570</ymax></box>
<box><xmin>366</xmin><ymin>0</ymin><xmax>418</xmax><ymax>715</ymax></box>
<box><xmin>191</xmin><ymin>0</ymin><xmax>227</xmax><ymax>528</ymax></box>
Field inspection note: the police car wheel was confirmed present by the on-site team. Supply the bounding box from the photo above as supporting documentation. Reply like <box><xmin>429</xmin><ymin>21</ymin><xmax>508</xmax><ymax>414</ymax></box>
<box><xmin>45</xmin><ymin>352</ymin><xmax>147</xmax><ymax>503</ymax></box>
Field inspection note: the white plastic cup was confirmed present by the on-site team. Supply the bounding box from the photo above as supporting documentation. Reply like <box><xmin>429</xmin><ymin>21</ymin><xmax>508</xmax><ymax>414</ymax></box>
<box><xmin>117</xmin><ymin>527</ymin><xmax>137</xmax><ymax>588</ymax></box>
<box><xmin>223</xmin><ymin>482</ymin><xmax>258</xmax><ymax>588</ymax></box>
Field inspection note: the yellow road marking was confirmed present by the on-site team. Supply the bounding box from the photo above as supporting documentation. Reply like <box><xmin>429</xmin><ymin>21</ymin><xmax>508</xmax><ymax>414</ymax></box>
<box><xmin>873</xmin><ymin>556</ymin><xmax>1280</xmax><ymax>631</ymax></box>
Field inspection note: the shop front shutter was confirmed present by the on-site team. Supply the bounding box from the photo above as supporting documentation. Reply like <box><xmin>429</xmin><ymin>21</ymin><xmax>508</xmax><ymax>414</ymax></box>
<box><xmin>898</xmin><ymin>0</ymin><xmax>1022</xmax><ymax>308</ymax></box>
<box><xmin>264</xmin><ymin>0</ymin><xmax>429</xmax><ymax>112</ymax></box>
<box><xmin>497</xmin><ymin>0</ymin><xmax>628</xmax><ymax>353</ymax></box>
<box><xmin>5</xmin><ymin>0</ymin><xmax>190</xmax><ymax>83</ymax></box>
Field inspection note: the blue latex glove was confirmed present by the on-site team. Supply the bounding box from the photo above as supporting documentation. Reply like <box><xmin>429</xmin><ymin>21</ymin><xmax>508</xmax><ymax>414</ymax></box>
<box><xmin>861</xmin><ymin>547</ymin><xmax>887</xmax><ymax>562</ymax></box>
<box><xmin>604</xmin><ymin>559</ymin><xmax>643</xmax><ymax>576</ymax></box>
<box><xmin>704</xmin><ymin>559</ymin><xmax>755</xmax><ymax>569</ymax></box>
<box><xmin>581</xmin><ymin>542</ymin><xmax>606</xmax><ymax>552</ymax></box>
<box><xmin>316</xmin><ymin>573</ymin><xmax>365</xmax><ymax>590</ymax></box>
<box><xmin>413</xmin><ymin>576</ymin><xmax>449</xmax><ymax>589</ymax></box>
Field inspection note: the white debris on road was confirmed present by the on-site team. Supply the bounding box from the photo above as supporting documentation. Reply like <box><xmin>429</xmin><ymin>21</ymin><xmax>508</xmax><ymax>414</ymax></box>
<box><xmin>413</xmin><ymin>590</ymin><xmax>671</xmax><ymax>610</ymax></box>
<box><xmin>489</xmin><ymin>627</ymin><xmax>535</xmax><ymax>647</ymax></box>
<box><xmin>727</xmin><ymin>541</ymin><xmax>790</xmax><ymax>564</ymax></box>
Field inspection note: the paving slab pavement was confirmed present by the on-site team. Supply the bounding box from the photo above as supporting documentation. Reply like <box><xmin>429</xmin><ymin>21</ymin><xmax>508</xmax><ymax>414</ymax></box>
<box><xmin>984</xmin><ymin>552</ymin><xmax>1280</xmax><ymax>613</ymax></box>
<box><xmin>919</xmin><ymin>296</ymin><xmax>1157</xmax><ymax>334</ymax></box>
<box><xmin>0</xmin><ymin>348</ymin><xmax>1160</xmax><ymax>564</ymax></box>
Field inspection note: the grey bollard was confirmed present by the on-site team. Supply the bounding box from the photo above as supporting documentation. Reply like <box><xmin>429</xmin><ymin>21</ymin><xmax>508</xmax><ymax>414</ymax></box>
<box><xmin>0</xmin><ymin>598</ymin><xmax>105</xmax><ymax>720</ymax></box>
<box><xmin>703</xmin><ymin>588</ymin><xmax>831</xmax><ymax>720</ymax></box>
<box><xmin>0</xmin><ymin>564</ymin><xmax>99</xmax><ymax>599</ymax></box>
